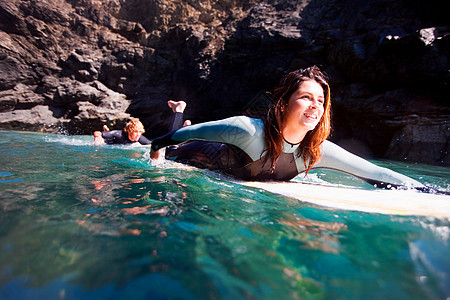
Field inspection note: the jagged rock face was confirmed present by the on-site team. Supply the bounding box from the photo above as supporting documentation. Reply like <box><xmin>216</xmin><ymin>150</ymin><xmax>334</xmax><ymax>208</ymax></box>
<box><xmin>0</xmin><ymin>0</ymin><xmax>448</xmax><ymax>165</ymax></box>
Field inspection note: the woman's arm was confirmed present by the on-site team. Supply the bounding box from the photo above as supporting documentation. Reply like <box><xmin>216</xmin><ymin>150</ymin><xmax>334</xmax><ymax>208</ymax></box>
<box><xmin>314</xmin><ymin>141</ymin><xmax>425</xmax><ymax>189</ymax></box>
<box><xmin>151</xmin><ymin>116</ymin><xmax>265</xmax><ymax>160</ymax></box>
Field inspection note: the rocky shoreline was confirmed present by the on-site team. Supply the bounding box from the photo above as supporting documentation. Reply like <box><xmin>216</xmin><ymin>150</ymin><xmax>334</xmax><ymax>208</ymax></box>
<box><xmin>0</xmin><ymin>0</ymin><xmax>448</xmax><ymax>165</ymax></box>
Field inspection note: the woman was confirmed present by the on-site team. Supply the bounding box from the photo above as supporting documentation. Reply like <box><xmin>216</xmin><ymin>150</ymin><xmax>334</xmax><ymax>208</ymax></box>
<box><xmin>150</xmin><ymin>66</ymin><xmax>425</xmax><ymax>190</ymax></box>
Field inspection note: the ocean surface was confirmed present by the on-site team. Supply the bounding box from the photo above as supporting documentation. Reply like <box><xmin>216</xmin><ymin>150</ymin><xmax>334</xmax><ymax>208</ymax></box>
<box><xmin>0</xmin><ymin>130</ymin><xmax>449</xmax><ymax>300</ymax></box>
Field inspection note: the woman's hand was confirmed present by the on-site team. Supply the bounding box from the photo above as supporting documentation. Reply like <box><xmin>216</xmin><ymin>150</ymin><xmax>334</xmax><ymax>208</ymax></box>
<box><xmin>149</xmin><ymin>148</ymin><xmax>164</xmax><ymax>166</ymax></box>
<box><xmin>150</xmin><ymin>148</ymin><xmax>162</xmax><ymax>160</ymax></box>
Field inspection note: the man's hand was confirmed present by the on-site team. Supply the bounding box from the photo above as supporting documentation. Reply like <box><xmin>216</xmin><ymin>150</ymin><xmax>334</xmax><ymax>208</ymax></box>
<box><xmin>93</xmin><ymin>131</ymin><xmax>105</xmax><ymax>144</ymax></box>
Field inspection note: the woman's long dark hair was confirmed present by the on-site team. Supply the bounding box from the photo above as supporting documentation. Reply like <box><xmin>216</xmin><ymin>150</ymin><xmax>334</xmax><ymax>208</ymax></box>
<box><xmin>263</xmin><ymin>66</ymin><xmax>331</xmax><ymax>174</ymax></box>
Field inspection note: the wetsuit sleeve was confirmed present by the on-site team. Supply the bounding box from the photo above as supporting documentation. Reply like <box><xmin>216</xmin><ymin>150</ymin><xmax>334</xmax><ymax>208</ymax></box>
<box><xmin>151</xmin><ymin>112</ymin><xmax>187</xmax><ymax>151</ymax></box>
<box><xmin>151</xmin><ymin>116</ymin><xmax>265</xmax><ymax>160</ymax></box>
<box><xmin>313</xmin><ymin>140</ymin><xmax>425</xmax><ymax>189</ymax></box>
<box><xmin>138</xmin><ymin>135</ymin><xmax>152</xmax><ymax>145</ymax></box>
<box><xmin>101</xmin><ymin>130</ymin><xmax>125</xmax><ymax>144</ymax></box>
<box><xmin>169</xmin><ymin>112</ymin><xmax>184</xmax><ymax>132</ymax></box>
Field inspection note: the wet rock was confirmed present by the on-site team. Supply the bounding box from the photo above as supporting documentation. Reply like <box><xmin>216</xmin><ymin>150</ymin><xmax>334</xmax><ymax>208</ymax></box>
<box><xmin>0</xmin><ymin>0</ymin><xmax>448</xmax><ymax>165</ymax></box>
<box><xmin>387</xmin><ymin>119</ymin><xmax>450</xmax><ymax>165</ymax></box>
<box><xmin>0</xmin><ymin>105</ymin><xmax>64</xmax><ymax>132</ymax></box>
<box><xmin>0</xmin><ymin>55</ymin><xmax>29</xmax><ymax>91</ymax></box>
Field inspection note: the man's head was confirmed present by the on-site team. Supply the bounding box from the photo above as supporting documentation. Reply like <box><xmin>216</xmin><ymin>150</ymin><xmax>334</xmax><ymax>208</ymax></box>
<box><xmin>124</xmin><ymin>119</ymin><xmax>145</xmax><ymax>142</ymax></box>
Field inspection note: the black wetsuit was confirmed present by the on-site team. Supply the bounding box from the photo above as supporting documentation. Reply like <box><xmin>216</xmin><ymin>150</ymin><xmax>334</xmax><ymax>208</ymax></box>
<box><xmin>151</xmin><ymin>113</ymin><xmax>424</xmax><ymax>189</ymax></box>
<box><xmin>101</xmin><ymin>130</ymin><xmax>151</xmax><ymax>145</ymax></box>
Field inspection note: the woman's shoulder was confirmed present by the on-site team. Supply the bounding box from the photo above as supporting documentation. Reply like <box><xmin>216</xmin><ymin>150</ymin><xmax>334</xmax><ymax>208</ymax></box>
<box><xmin>222</xmin><ymin>115</ymin><xmax>263</xmax><ymax>128</ymax></box>
<box><xmin>222</xmin><ymin>116</ymin><xmax>264</xmax><ymax>135</ymax></box>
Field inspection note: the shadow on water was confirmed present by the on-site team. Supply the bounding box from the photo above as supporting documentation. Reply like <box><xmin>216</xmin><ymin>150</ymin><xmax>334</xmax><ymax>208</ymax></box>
<box><xmin>0</xmin><ymin>131</ymin><xmax>449</xmax><ymax>299</ymax></box>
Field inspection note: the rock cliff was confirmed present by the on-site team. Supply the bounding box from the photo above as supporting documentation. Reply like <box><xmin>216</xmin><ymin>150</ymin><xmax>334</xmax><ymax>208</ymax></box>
<box><xmin>0</xmin><ymin>0</ymin><xmax>448</xmax><ymax>165</ymax></box>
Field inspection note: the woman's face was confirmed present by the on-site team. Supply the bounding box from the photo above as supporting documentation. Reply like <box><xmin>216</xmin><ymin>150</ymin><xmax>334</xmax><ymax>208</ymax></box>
<box><xmin>284</xmin><ymin>80</ymin><xmax>325</xmax><ymax>132</ymax></box>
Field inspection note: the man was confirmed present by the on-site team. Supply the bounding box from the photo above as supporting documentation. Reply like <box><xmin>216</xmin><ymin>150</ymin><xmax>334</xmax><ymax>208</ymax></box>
<box><xmin>93</xmin><ymin>119</ymin><xmax>151</xmax><ymax>145</ymax></box>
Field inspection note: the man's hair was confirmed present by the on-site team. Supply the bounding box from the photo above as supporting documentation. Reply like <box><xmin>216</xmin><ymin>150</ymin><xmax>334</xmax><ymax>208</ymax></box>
<box><xmin>124</xmin><ymin>119</ymin><xmax>145</xmax><ymax>133</ymax></box>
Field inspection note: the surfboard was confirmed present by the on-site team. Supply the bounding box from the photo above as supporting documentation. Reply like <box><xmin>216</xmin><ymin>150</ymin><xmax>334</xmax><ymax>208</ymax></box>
<box><xmin>158</xmin><ymin>160</ymin><xmax>450</xmax><ymax>218</ymax></box>
<box><xmin>235</xmin><ymin>180</ymin><xmax>450</xmax><ymax>218</ymax></box>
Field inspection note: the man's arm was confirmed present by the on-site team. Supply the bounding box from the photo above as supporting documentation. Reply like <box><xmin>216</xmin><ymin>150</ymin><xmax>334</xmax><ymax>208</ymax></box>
<box><xmin>94</xmin><ymin>130</ymin><xmax>125</xmax><ymax>145</ymax></box>
<box><xmin>138</xmin><ymin>135</ymin><xmax>152</xmax><ymax>145</ymax></box>
<box><xmin>93</xmin><ymin>131</ymin><xmax>105</xmax><ymax>144</ymax></box>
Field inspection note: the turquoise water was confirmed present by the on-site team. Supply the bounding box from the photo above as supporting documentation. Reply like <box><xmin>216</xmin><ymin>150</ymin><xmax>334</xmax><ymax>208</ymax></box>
<box><xmin>0</xmin><ymin>130</ymin><xmax>449</xmax><ymax>300</ymax></box>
